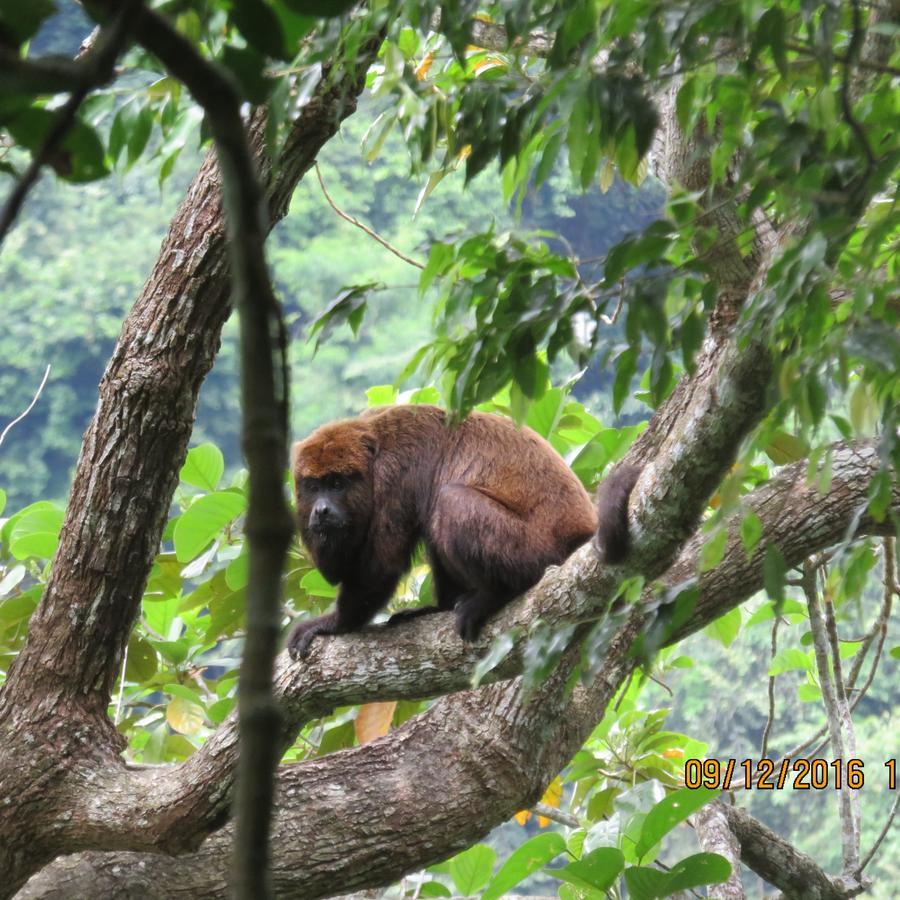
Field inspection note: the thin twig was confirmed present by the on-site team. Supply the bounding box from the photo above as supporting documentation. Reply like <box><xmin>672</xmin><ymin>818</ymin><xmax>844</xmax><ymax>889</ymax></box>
<box><xmin>314</xmin><ymin>163</ymin><xmax>424</xmax><ymax>269</ymax></box>
<box><xmin>0</xmin><ymin>364</ymin><xmax>51</xmax><ymax>450</ymax></box>
<box><xmin>0</xmin><ymin>3</ymin><xmax>141</xmax><ymax>245</ymax></box>
<box><xmin>531</xmin><ymin>802</ymin><xmax>579</xmax><ymax>828</ymax></box>
<box><xmin>760</xmin><ymin>616</ymin><xmax>780</xmax><ymax>759</ymax></box>
<box><xmin>114</xmin><ymin>642</ymin><xmax>129</xmax><ymax>726</ymax></box>
<box><xmin>859</xmin><ymin>789</ymin><xmax>900</xmax><ymax>874</ymax></box>
<box><xmin>792</xmin><ymin>539</ymin><xmax>893</xmax><ymax>761</ymax></box>
<box><xmin>840</xmin><ymin>0</ymin><xmax>877</xmax><ymax>168</ymax></box>
<box><xmin>804</xmin><ymin>561</ymin><xmax>860</xmax><ymax>872</ymax></box>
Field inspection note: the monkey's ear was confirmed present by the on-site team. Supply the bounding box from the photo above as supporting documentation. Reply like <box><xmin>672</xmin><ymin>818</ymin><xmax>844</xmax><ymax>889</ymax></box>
<box><xmin>361</xmin><ymin>433</ymin><xmax>379</xmax><ymax>457</ymax></box>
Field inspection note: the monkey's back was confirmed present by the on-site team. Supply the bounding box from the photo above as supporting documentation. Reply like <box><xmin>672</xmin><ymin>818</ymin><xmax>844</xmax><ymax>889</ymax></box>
<box><xmin>363</xmin><ymin>405</ymin><xmax>596</xmax><ymax>554</ymax></box>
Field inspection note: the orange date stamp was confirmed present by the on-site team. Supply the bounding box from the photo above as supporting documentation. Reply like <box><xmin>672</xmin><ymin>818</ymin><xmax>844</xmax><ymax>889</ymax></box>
<box><xmin>684</xmin><ymin>758</ymin><xmax>899</xmax><ymax>791</ymax></box>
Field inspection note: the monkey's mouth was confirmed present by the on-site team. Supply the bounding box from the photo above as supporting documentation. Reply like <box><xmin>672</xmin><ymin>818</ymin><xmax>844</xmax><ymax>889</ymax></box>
<box><xmin>309</xmin><ymin>522</ymin><xmax>346</xmax><ymax>540</ymax></box>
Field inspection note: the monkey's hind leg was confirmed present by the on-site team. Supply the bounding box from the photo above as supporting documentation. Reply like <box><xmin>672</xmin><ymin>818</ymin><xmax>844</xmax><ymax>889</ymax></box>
<box><xmin>430</xmin><ymin>484</ymin><xmax>552</xmax><ymax>642</ymax></box>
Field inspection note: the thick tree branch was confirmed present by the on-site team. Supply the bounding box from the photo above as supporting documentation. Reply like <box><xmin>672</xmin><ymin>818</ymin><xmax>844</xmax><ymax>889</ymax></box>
<box><xmin>18</xmin><ymin>441</ymin><xmax>896</xmax><ymax>897</ymax></box>
<box><xmin>719</xmin><ymin>802</ymin><xmax>868</xmax><ymax>899</ymax></box>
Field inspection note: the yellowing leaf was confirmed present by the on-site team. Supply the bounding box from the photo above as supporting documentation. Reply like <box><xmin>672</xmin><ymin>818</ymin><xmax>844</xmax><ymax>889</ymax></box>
<box><xmin>414</xmin><ymin>51</ymin><xmax>434</xmax><ymax>80</ymax></box>
<box><xmin>355</xmin><ymin>701</ymin><xmax>397</xmax><ymax>744</ymax></box>
<box><xmin>472</xmin><ymin>57</ymin><xmax>505</xmax><ymax>75</ymax></box>
<box><xmin>538</xmin><ymin>776</ymin><xmax>563</xmax><ymax>827</ymax></box>
<box><xmin>514</xmin><ymin>809</ymin><xmax>532</xmax><ymax>826</ymax></box>
<box><xmin>663</xmin><ymin>748</ymin><xmax>685</xmax><ymax>759</ymax></box>
<box><xmin>166</xmin><ymin>697</ymin><xmax>204</xmax><ymax>735</ymax></box>
<box><xmin>458</xmin><ymin>144</ymin><xmax>472</xmax><ymax>161</ymax></box>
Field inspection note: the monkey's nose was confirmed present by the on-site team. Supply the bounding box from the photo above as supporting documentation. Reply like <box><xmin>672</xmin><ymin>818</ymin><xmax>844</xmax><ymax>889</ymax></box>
<box><xmin>312</xmin><ymin>501</ymin><xmax>330</xmax><ymax>523</ymax></box>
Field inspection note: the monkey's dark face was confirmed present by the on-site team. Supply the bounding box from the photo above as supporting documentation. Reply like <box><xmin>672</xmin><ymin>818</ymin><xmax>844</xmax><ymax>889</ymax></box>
<box><xmin>292</xmin><ymin>419</ymin><xmax>379</xmax><ymax>584</ymax></box>
<box><xmin>295</xmin><ymin>470</ymin><xmax>373</xmax><ymax>584</ymax></box>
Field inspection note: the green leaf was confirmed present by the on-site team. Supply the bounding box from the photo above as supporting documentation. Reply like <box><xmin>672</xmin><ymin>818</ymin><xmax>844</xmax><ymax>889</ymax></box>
<box><xmin>706</xmin><ymin>606</ymin><xmax>741</xmax><ymax>647</ymax></box>
<box><xmin>482</xmin><ymin>833</ymin><xmax>566</xmax><ymax>900</ymax></box>
<box><xmin>624</xmin><ymin>865</ymin><xmax>668</xmax><ymax>900</ymax></box>
<box><xmin>309</xmin><ymin>284</ymin><xmax>378</xmax><ymax>350</ymax></box>
<box><xmin>7</xmin><ymin>107</ymin><xmax>109</xmax><ymax>182</ymax></box>
<box><xmin>225</xmin><ymin>552</ymin><xmax>248</xmax><ymax>591</ymax></box>
<box><xmin>764</xmin><ymin>431</ymin><xmax>809</xmax><ymax>464</ymax></box>
<box><xmin>0</xmin><ymin>563</ymin><xmax>25</xmax><ymax>597</ymax></box>
<box><xmin>221</xmin><ymin>45</ymin><xmax>274</xmax><ymax>104</ymax></box>
<box><xmin>180</xmin><ymin>443</ymin><xmax>225</xmax><ymax>492</ymax></box>
<box><xmin>740</xmin><ymin>510</ymin><xmax>763</xmax><ymax>557</ymax></box>
<box><xmin>0</xmin><ymin>0</ymin><xmax>56</xmax><ymax>45</ymax></box>
<box><xmin>699</xmin><ymin>528</ymin><xmax>728</xmax><ymax>572</ymax></box>
<box><xmin>124</xmin><ymin>634</ymin><xmax>158</xmax><ymax>683</ymax></box>
<box><xmin>763</xmin><ymin>544</ymin><xmax>787</xmax><ymax>602</ymax></box>
<box><xmin>633</xmin><ymin>787</ymin><xmax>719</xmax><ymax>860</ymax></box>
<box><xmin>8</xmin><ymin>501</ymin><xmax>65</xmax><ymax>560</ymax></box>
<box><xmin>448</xmin><ymin>844</ymin><xmax>496</xmax><ymax>895</ymax></box>
<box><xmin>0</xmin><ymin>488</ymin><xmax>6</xmax><ymax>517</ymax></box>
<box><xmin>300</xmin><ymin>568</ymin><xmax>337</xmax><ymax>598</ymax></box>
<box><xmin>173</xmin><ymin>491</ymin><xmax>246</xmax><ymax>562</ymax></box>
<box><xmin>208</xmin><ymin>697</ymin><xmax>236</xmax><ymax>724</ymax></box>
<box><xmin>231</xmin><ymin>0</ymin><xmax>288</xmax><ymax>59</ymax></box>
<box><xmin>552</xmin><ymin>847</ymin><xmax>625</xmax><ymax>892</ymax></box>
<box><xmin>659</xmin><ymin>852</ymin><xmax>732</xmax><ymax>894</ymax></box>
<box><xmin>769</xmin><ymin>647</ymin><xmax>812</xmax><ymax>675</ymax></box>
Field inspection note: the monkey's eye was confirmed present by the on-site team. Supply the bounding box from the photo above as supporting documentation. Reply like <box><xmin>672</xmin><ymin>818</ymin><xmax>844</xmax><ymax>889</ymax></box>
<box><xmin>324</xmin><ymin>474</ymin><xmax>345</xmax><ymax>491</ymax></box>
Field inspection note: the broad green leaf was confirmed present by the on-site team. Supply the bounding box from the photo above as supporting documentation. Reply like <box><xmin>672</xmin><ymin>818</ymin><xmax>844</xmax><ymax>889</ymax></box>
<box><xmin>706</xmin><ymin>607</ymin><xmax>741</xmax><ymax>648</ymax></box>
<box><xmin>231</xmin><ymin>0</ymin><xmax>287</xmax><ymax>59</ymax></box>
<box><xmin>180</xmin><ymin>443</ymin><xmax>225</xmax><ymax>491</ymax></box>
<box><xmin>740</xmin><ymin>510</ymin><xmax>763</xmax><ymax>557</ymax></box>
<box><xmin>417</xmin><ymin>883</ymin><xmax>452</xmax><ymax>898</ymax></box>
<box><xmin>449</xmin><ymin>843</ymin><xmax>496</xmax><ymax>895</ymax></box>
<box><xmin>0</xmin><ymin>488</ymin><xmax>6</xmax><ymax>516</ymax></box>
<box><xmin>0</xmin><ymin>564</ymin><xmax>25</xmax><ymax>597</ymax></box>
<box><xmin>482</xmin><ymin>833</ymin><xmax>566</xmax><ymax>900</ymax></box>
<box><xmin>225</xmin><ymin>552</ymin><xmax>248</xmax><ymax>591</ymax></box>
<box><xmin>0</xmin><ymin>585</ymin><xmax>40</xmax><ymax>623</ymax></box>
<box><xmin>0</xmin><ymin>0</ymin><xmax>56</xmax><ymax>45</ymax></box>
<box><xmin>300</xmin><ymin>568</ymin><xmax>337</xmax><ymax>598</ymax></box>
<box><xmin>173</xmin><ymin>491</ymin><xmax>246</xmax><ymax>562</ymax></box>
<box><xmin>165</xmin><ymin>683</ymin><xmax>205</xmax><ymax>706</ymax></box>
<box><xmin>633</xmin><ymin>787</ymin><xmax>719</xmax><ymax>860</ymax></box>
<box><xmin>699</xmin><ymin>528</ymin><xmax>728</xmax><ymax>572</ymax></box>
<box><xmin>208</xmin><ymin>697</ymin><xmax>236</xmax><ymax>725</ymax></box>
<box><xmin>762</xmin><ymin>544</ymin><xmax>787</xmax><ymax>602</ymax></box>
<box><xmin>768</xmin><ymin>647</ymin><xmax>812</xmax><ymax>675</ymax></box>
<box><xmin>552</xmin><ymin>847</ymin><xmax>625</xmax><ymax>892</ymax></box>
<box><xmin>764</xmin><ymin>431</ymin><xmax>808</xmax><ymax>465</ymax></box>
<box><xmin>124</xmin><ymin>634</ymin><xmax>158</xmax><ymax>683</ymax></box>
<box><xmin>8</xmin><ymin>502</ymin><xmax>64</xmax><ymax>560</ymax></box>
<box><xmin>623</xmin><ymin>865</ymin><xmax>668</xmax><ymax>900</ymax></box>
<box><xmin>660</xmin><ymin>852</ymin><xmax>731</xmax><ymax>894</ymax></box>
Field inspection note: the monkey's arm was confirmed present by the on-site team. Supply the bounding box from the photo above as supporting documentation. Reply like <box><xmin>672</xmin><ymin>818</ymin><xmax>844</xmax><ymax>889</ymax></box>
<box><xmin>288</xmin><ymin>576</ymin><xmax>399</xmax><ymax>659</ymax></box>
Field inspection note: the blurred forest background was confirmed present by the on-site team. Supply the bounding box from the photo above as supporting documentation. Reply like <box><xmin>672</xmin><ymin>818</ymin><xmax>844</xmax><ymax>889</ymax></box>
<box><xmin>0</xmin><ymin>3</ymin><xmax>896</xmax><ymax>895</ymax></box>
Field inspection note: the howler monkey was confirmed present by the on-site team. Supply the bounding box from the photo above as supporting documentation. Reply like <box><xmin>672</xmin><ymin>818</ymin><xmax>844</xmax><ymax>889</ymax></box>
<box><xmin>288</xmin><ymin>404</ymin><xmax>639</xmax><ymax>658</ymax></box>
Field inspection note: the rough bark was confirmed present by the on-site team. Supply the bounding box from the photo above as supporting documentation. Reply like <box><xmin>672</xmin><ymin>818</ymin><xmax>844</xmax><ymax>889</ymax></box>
<box><xmin>720</xmin><ymin>803</ymin><xmax>868</xmax><ymax>900</ymax></box>
<box><xmin>692</xmin><ymin>803</ymin><xmax>745</xmax><ymax>900</ymax></box>
<box><xmin>0</xmin><ymin>26</ymin><xmax>382</xmax><ymax>895</ymax></box>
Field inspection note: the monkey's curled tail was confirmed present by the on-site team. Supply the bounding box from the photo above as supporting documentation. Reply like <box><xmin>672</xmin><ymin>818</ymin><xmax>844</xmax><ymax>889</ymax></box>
<box><xmin>594</xmin><ymin>463</ymin><xmax>641</xmax><ymax>564</ymax></box>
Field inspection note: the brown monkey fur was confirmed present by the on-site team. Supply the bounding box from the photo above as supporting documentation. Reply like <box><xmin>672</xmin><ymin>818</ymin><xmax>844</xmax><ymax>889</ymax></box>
<box><xmin>288</xmin><ymin>404</ymin><xmax>639</xmax><ymax>658</ymax></box>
